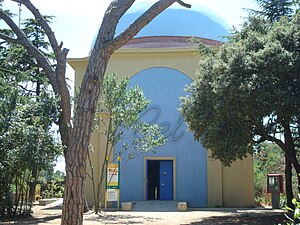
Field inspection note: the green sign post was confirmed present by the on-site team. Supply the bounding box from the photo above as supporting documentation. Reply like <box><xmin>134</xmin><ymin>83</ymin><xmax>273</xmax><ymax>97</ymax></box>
<box><xmin>105</xmin><ymin>156</ymin><xmax>121</xmax><ymax>209</ymax></box>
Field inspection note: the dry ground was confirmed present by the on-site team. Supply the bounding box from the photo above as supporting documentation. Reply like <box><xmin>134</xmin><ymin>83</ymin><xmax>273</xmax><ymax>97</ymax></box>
<box><xmin>0</xmin><ymin>205</ymin><xmax>288</xmax><ymax>225</ymax></box>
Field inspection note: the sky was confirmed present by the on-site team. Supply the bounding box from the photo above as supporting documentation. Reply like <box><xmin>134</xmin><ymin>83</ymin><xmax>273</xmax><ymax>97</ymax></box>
<box><xmin>2</xmin><ymin>0</ymin><xmax>259</xmax><ymax>58</ymax></box>
<box><xmin>1</xmin><ymin>0</ymin><xmax>259</xmax><ymax>172</ymax></box>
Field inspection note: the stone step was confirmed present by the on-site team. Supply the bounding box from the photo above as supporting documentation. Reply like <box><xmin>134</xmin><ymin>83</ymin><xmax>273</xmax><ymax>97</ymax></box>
<box><xmin>131</xmin><ymin>200</ymin><xmax>180</xmax><ymax>212</ymax></box>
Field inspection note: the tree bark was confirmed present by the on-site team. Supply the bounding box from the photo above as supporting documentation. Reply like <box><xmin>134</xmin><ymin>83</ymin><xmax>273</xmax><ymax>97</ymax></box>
<box><xmin>28</xmin><ymin>168</ymin><xmax>38</xmax><ymax>203</ymax></box>
<box><xmin>283</xmin><ymin>121</ymin><xmax>300</xmax><ymax>208</ymax></box>
<box><xmin>61</xmin><ymin>53</ymin><xmax>110</xmax><ymax>225</ymax></box>
<box><xmin>285</xmin><ymin>156</ymin><xmax>294</xmax><ymax>208</ymax></box>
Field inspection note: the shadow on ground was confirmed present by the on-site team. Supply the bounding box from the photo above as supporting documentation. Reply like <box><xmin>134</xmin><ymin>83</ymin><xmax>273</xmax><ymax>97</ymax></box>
<box><xmin>0</xmin><ymin>207</ymin><xmax>289</xmax><ymax>225</ymax></box>
<box><xmin>0</xmin><ymin>214</ymin><xmax>61</xmax><ymax>225</ymax></box>
<box><xmin>85</xmin><ymin>212</ymin><xmax>160</xmax><ymax>224</ymax></box>
<box><xmin>188</xmin><ymin>213</ymin><xmax>287</xmax><ymax>225</ymax></box>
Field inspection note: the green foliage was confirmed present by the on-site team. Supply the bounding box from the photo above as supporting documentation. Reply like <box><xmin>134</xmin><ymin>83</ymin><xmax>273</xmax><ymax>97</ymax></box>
<box><xmin>285</xmin><ymin>196</ymin><xmax>300</xmax><ymax>224</ymax></box>
<box><xmin>90</xmin><ymin>73</ymin><xmax>166</xmax><ymax>212</ymax></box>
<box><xmin>96</xmin><ymin>73</ymin><xmax>166</xmax><ymax>155</ymax></box>
<box><xmin>0</xmin><ymin>16</ymin><xmax>61</xmax><ymax>216</ymax></box>
<box><xmin>180</xmin><ymin>13</ymin><xmax>300</xmax><ymax>166</ymax></box>
<box><xmin>253</xmin><ymin>0</ymin><xmax>299</xmax><ymax>22</ymax></box>
<box><xmin>41</xmin><ymin>171</ymin><xmax>65</xmax><ymax>199</ymax></box>
<box><xmin>254</xmin><ymin>143</ymin><xmax>285</xmax><ymax>205</ymax></box>
<box><xmin>52</xmin><ymin>170</ymin><xmax>65</xmax><ymax>182</ymax></box>
<box><xmin>1</xmin><ymin>16</ymin><xmax>55</xmax><ymax>97</ymax></box>
<box><xmin>0</xmin><ymin>79</ymin><xmax>61</xmax><ymax>216</ymax></box>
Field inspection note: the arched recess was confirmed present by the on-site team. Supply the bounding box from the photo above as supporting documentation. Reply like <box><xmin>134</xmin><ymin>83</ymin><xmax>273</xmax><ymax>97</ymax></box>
<box><xmin>116</xmin><ymin>67</ymin><xmax>208</xmax><ymax>207</ymax></box>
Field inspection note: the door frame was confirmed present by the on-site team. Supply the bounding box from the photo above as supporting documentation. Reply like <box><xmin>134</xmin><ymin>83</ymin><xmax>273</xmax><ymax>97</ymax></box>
<box><xmin>144</xmin><ymin>157</ymin><xmax>176</xmax><ymax>200</ymax></box>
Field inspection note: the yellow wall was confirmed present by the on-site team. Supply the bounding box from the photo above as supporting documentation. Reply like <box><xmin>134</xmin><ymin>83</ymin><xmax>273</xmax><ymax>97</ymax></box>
<box><xmin>68</xmin><ymin>46</ymin><xmax>254</xmax><ymax>207</ymax></box>
<box><xmin>207</xmin><ymin>151</ymin><xmax>223</xmax><ymax>207</ymax></box>
<box><xmin>207</xmin><ymin>151</ymin><xmax>254</xmax><ymax>207</ymax></box>
<box><xmin>85</xmin><ymin>114</ymin><xmax>114</xmax><ymax>206</ymax></box>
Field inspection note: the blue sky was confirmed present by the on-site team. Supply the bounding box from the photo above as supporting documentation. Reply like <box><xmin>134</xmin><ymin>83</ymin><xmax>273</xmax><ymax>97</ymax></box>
<box><xmin>2</xmin><ymin>0</ymin><xmax>259</xmax><ymax>58</ymax></box>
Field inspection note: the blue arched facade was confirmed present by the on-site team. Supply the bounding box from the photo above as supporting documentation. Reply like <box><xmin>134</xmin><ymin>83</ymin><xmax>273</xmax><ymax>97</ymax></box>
<box><xmin>115</xmin><ymin>67</ymin><xmax>208</xmax><ymax>207</ymax></box>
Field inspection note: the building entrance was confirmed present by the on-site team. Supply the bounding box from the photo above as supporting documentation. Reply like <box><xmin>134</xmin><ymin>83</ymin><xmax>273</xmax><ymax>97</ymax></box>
<box><xmin>146</xmin><ymin>160</ymin><xmax>173</xmax><ymax>200</ymax></box>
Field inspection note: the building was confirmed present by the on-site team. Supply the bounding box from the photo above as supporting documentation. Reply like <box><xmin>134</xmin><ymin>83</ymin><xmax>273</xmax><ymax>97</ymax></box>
<box><xmin>68</xmin><ymin>7</ymin><xmax>254</xmax><ymax>208</ymax></box>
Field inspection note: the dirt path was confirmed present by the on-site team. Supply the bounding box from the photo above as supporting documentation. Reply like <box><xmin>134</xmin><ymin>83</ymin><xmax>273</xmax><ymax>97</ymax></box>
<box><xmin>1</xmin><ymin>205</ymin><xmax>288</xmax><ymax>225</ymax></box>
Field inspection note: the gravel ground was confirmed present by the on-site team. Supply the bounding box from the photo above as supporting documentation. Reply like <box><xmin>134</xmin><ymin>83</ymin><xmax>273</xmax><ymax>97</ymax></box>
<box><xmin>0</xmin><ymin>205</ymin><xmax>288</xmax><ymax>225</ymax></box>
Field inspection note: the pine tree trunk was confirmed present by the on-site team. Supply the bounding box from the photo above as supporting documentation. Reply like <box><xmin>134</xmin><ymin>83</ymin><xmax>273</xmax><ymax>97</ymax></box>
<box><xmin>60</xmin><ymin>121</ymin><xmax>93</xmax><ymax>224</ymax></box>
<box><xmin>60</xmin><ymin>54</ymin><xmax>109</xmax><ymax>225</ymax></box>
<box><xmin>61</xmin><ymin>159</ymin><xmax>86</xmax><ymax>225</ymax></box>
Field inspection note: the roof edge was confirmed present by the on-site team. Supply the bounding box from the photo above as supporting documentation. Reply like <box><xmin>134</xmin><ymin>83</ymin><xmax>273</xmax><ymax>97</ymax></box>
<box><xmin>121</xmin><ymin>35</ymin><xmax>223</xmax><ymax>49</ymax></box>
<box><xmin>67</xmin><ymin>35</ymin><xmax>222</xmax><ymax>65</ymax></box>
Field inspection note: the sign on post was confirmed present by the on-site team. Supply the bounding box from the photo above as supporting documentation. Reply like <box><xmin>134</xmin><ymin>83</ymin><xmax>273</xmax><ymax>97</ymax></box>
<box><xmin>107</xmin><ymin>163</ymin><xmax>119</xmax><ymax>189</ymax></box>
<box><xmin>267</xmin><ymin>173</ymin><xmax>283</xmax><ymax>209</ymax></box>
<box><xmin>105</xmin><ymin>157</ymin><xmax>121</xmax><ymax>210</ymax></box>
<box><xmin>107</xmin><ymin>189</ymin><xmax>118</xmax><ymax>202</ymax></box>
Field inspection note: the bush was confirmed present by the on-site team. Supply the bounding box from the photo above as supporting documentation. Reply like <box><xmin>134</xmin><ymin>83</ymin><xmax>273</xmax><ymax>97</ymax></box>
<box><xmin>285</xmin><ymin>197</ymin><xmax>300</xmax><ymax>224</ymax></box>
<box><xmin>41</xmin><ymin>181</ymin><xmax>64</xmax><ymax>199</ymax></box>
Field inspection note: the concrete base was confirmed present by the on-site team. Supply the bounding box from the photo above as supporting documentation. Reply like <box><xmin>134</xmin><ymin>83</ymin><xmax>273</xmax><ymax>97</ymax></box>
<box><xmin>177</xmin><ymin>202</ymin><xmax>187</xmax><ymax>211</ymax></box>
<box><xmin>39</xmin><ymin>198</ymin><xmax>58</xmax><ymax>206</ymax></box>
<box><xmin>122</xmin><ymin>202</ymin><xmax>136</xmax><ymax>211</ymax></box>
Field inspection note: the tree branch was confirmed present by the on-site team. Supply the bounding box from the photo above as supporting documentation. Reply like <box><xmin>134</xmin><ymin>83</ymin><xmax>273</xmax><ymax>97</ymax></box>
<box><xmin>252</xmin><ymin>118</ymin><xmax>299</xmax><ymax>167</ymax></box>
<box><xmin>252</xmin><ymin>136</ymin><xmax>267</xmax><ymax>144</ymax></box>
<box><xmin>176</xmin><ymin>0</ymin><xmax>191</xmax><ymax>8</ymax></box>
<box><xmin>91</xmin><ymin>0</ymin><xmax>135</xmax><ymax>55</ymax></box>
<box><xmin>18</xmin><ymin>84</ymin><xmax>36</xmax><ymax>94</ymax></box>
<box><xmin>252</xmin><ymin>118</ymin><xmax>287</xmax><ymax>152</ymax></box>
<box><xmin>11</xmin><ymin>0</ymin><xmax>63</xmax><ymax>58</ymax></box>
<box><xmin>259</xmin><ymin>127</ymin><xmax>286</xmax><ymax>152</ymax></box>
<box><xmin>11</xmin><ymin>0</ymin><xmax>71</xmax><ymax>141</ymax></box>
<box><xmin>10</xmin><ymin>0</ymin><xmax>70</xmax><ymax>95</ymax></box>
<box><xmin>0</xmin><ymin>33</ymin><xmax>19</xmax><ymax>44</ymax></box>
<box><xmin>105</xmin><ymin>0</ymin><xmax>191</xmax><ymax>53</ymax></box>
<box><xmin>0</xmin><ymin>9</ymin><xmax>59</xmax><ymax>92</ymax></box>
<box><xmin>1</xmin><ymin>2</ymin><xmax>71</xmax><ymax>147</ymax></box>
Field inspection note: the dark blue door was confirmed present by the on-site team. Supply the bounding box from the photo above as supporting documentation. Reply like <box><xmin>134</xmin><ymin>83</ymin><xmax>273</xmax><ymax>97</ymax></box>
<box><xmin>159</xmin><ymin>160</ymin><xmax>173</xmax><ymax>200</ymax></box>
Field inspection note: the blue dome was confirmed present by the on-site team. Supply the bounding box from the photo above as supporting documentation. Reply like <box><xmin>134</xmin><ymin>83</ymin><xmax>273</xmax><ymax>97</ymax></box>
<box><xmin>115</xmin><ymin>9</ymin><xmax>229</xmax><ymax>41</ymax></box>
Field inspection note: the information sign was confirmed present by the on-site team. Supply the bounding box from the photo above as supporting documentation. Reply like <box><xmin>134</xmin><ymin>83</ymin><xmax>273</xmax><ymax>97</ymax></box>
<box><xmin>105</xmin><ymin>157</ymin><xmax>121</xmax><ymax>210</ymax></box>
<box><xmin>107</xmin><ymin>189</ymin><xmax>118</xmax><ymax>202</ymax></box>
<box><xmin>107</xmin><ymin>163</ymin><xmax>119</xmax><ymax>188</ymax></box>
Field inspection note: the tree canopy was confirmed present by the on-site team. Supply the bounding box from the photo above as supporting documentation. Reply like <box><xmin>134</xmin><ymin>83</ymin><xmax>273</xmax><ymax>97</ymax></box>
<box><xmin>253</xmin><ymin>0</ymin><xmax>299</xmax><ymax>22</ymax></box>
<box><xmin>180</xmin><ymin>13</ymin><xmax>300</xmax><ymax>166</ymax></box>
<box><xmin>96</xmin><ymin>73</ymin><xmax>165</xmax><ymax>154</ymax></box>
<box><xmin>0</xmin><ymin>16</ymin><xmax>61</xmax><ymax>216</ymax></box>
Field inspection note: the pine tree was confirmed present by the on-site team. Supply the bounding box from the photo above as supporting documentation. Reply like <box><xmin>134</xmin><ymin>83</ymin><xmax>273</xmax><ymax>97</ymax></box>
<box><xmin>255</xmin><ymin>0</ymin><xmax>299</xmax><ymax>21</ymax></box>
<box><xmin>0</xmin><ymin>16</ymin><xmax>61</xmax><ymax>216</ymax></box>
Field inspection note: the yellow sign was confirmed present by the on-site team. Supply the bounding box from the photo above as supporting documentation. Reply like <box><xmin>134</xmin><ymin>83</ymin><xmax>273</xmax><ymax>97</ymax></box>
<box><xmin>107</xmin><ymin>163</ymin><xmax>119</xmax><ymax>188</ymax></box>
<box><xmin>105</xmin><ymin>158</ymin><xmax>121</xmax><ymax>209</ymax></box>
